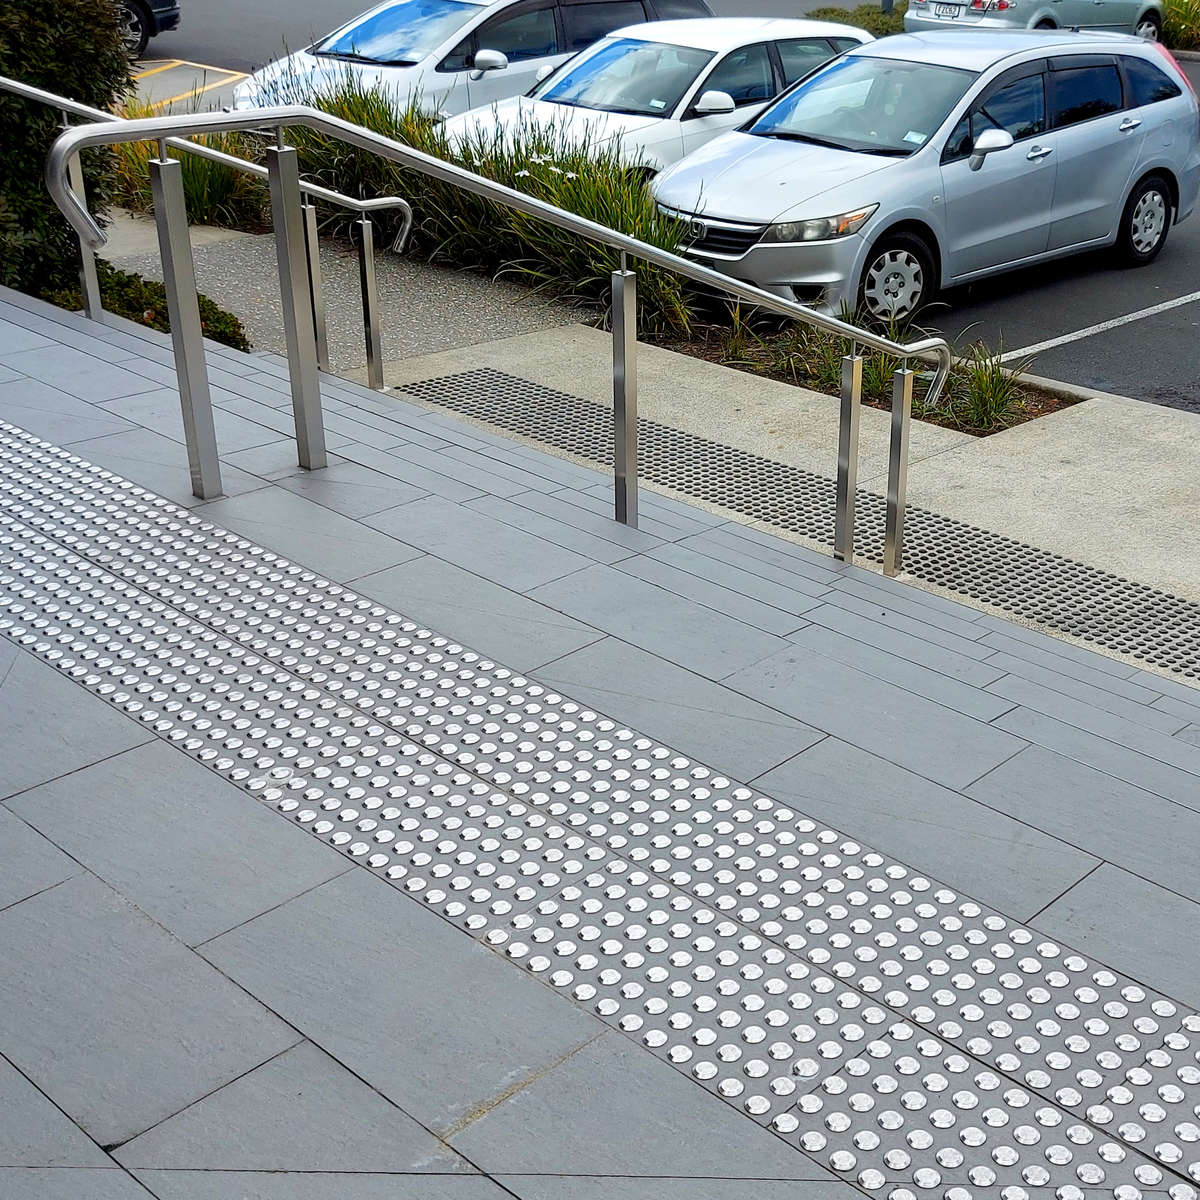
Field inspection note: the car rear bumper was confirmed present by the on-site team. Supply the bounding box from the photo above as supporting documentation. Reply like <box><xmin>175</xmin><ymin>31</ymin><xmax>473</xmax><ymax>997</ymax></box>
<box><xmin>903</xmin><ymin>10</ymin><xmax>1018</xmax><ymax>31</ymax></box>
<box><xmin>151</xmin><ymin>5</ymin><xmax>181</xmax><ymax>34</ymax></box>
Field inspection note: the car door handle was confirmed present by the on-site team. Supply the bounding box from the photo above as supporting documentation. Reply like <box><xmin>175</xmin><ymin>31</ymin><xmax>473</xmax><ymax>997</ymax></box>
<box><xmin>1026</xmin><ymin>145</ymin><xmax>1053</xmax><ymax>160</ymax></box>
<box><xmin>1119</xmin><ymin>117</ymin><xmax>1142</xmax><ymax>132</ymax></box>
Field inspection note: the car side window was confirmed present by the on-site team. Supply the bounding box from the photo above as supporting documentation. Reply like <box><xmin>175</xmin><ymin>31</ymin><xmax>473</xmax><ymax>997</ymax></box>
<box><xmin>942</xmin><ymin>72</ymin><xmax>1044</xmax><ymax>162</ymax></box>
<box><xmin>560</xmin><ymin>2</ymin><xmax>647</xmax><ymax>52</ymax></box>
<box><xmin>1122</xmin><ymin>56</ymin><xmax>1182</xmax><ymax>106</ymax></box>
<box><xmin>829</xmin><ymin>37</ymin><xmax>864</xmax><ymax>53</ymax></box>
<box><xmin>700</xmin><ymin>42</ymin><xmax>775</xmax><ymax>107</ymax></box>
<box><xmin>776</xmin><ymin>38</ymin><xmax>838</xmax><ymax>88</ymax></box>
<box><xmin>649</xmin><ymin>0</ymin><xmax>710</xmax><ymax>14</ymax></box>
<box><xmin>1052</xmin><ymin>64</ymin><xmax>1123</xmax><ymax>128</ymax></box>
<box><xmin>474</xmin><ymin>3</ymin><xmax>559</xmax><ymax>62</ymax></box>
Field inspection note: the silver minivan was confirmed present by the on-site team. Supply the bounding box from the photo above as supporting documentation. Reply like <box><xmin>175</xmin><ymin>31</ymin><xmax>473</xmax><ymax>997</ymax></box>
<box><xmin>904</xmin><ymin>0</ymin><xmax>1165</xmax><ymax>42</ymax></box>
<box><xmin>651</xmin><ymin>32</ymin><xmax>1200</xmax><ymax>319</ymax></box>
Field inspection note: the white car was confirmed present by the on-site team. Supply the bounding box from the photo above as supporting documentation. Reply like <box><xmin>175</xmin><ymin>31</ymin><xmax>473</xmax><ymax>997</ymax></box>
<box><xmin>443</xmin><ymin>18</ymin><xmax>872</xmax><ymax>172</ymax></box>
<box><xmin>232</xmin><ymin>0</ymin><xmax>713</xmax><ymax>117</ymax></box>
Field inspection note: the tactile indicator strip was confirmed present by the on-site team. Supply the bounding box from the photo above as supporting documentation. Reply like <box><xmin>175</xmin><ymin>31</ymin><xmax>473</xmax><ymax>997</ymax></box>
<box><xmin>397</xmin><ymin>368</ymin><xmax>1200</xmax><ymax>680</ymax></box>
<box><xmin>1</xmin><ymin>423</ymin><xmax>1198</xmax><ymax>1197</ymax></box>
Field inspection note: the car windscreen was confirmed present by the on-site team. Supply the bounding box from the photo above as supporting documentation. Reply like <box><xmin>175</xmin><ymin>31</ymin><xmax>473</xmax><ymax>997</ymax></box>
<box><xmin>748</xmin><ymin>55</ymin><xmax>976</xmax><ymax>156</ymax></box>
<box><xmin>534</xmin><ymin>37</ymin><xmax>715</xmax><ymax>117</ymax></box>
<box><xmin>314</xmin><ymin>0</ymin><xmax>479</xmax><ymax>66</ymax></box>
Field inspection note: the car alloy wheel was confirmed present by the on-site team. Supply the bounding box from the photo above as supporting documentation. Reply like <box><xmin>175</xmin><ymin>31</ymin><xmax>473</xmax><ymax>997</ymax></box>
<box><xmin>863</xmin><ymin>248</ymin><xmax>925</xmax><ymax>320</ymax></box>
<box><xmin>120</xmin><ymin>3</ymin><xmax>150</xmax><ymax>58</ymax></box>
<box><xmin>1130</xmin><ymin>188</ymin><xmax>1167</xmax><ymax>255</ymax></box>
<box><xmin>1135</xmin><ymin>15</ymin><xmax>1161</xmax><ymax>38</ymax></box>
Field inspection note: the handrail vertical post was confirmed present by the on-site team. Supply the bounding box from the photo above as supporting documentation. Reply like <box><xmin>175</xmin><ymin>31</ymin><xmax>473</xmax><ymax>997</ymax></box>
<box><xmin>834</xmin><ymin>354</ymin><xmax>862</xmax><ymax>564</ymax></box>
<box><xmin>266</xmin><ymin>140</ymin><xmax>327</xmax><ymax>470</ymax></box>
<box><xmin>60</xmin><ymin>113</ymin><xmax>102</xmax><ymax>320</ymax></box>
<box><xmin>148</xmin><ymin>154</ymin><xmax>222</xmax><ymax>500</ymax></box>
<box><xmin>301</xmin><ymin>202</ymin><xmax>329</xmax><ymax>372</ymax></box>
<box><xmin>357</xmin><ymin>216</ymin><xmax>384</xmax><ymax>390</ymax></box>
<box><xmin>884</xmin><ymin>368</ymin><xmax>915</xmax><ymax>576</ymax></box>
<box><xmin>612</xmin><ymin>262</ymin><xmax>638</xmax><ymax>527</ymax></box>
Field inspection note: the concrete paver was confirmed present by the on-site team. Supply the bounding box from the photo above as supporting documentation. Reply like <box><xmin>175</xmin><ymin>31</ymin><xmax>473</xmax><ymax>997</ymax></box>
<box><xmin>133</xmin><ymin>1173</ymin><xmax>515</xmax><ymax>1200</ymax></box>
<box><xmin>0</xmin><ymin>1170</ymin><xmax>156</xmax><ymax>1200</ymax></box>
<box><xmin>0</xmin><ymin>806</ymin><xmax>82</xmax><ymax>913</ymax></box>
<box><xmin>0</xmin><ymin>1056</ymin><xmax>111</xmax><ymax>1167</ymax></box>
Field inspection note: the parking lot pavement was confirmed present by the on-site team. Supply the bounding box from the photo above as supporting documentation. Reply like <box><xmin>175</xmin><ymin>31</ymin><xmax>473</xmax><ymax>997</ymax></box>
<box><xmin>132</xmin><ymin>58</ymin><xmax>246</xmax><ymax>111</ymax></box>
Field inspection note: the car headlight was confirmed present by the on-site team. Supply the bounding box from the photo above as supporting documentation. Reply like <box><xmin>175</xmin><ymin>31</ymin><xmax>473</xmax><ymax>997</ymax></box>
<box><xmin>760</xmin><ymin>205</ymin><xmax>878</xmax><ymax>243</ymax></box>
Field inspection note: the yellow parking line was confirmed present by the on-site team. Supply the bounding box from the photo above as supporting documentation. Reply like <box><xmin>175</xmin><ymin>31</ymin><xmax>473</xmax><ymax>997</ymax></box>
<box><xmin>133</xmin><ymin>59</ymin><xmax>182</xmax><ymax>80</ymax></box>
<box><xmin>170</xmin><ymin>56</ymin><xmax>253</xmax><ymax>76</ymax></box>
<box><xmin>154</xmin><ymin>71</ymin><xmax>248</xmax><ymax>110</ymax></box>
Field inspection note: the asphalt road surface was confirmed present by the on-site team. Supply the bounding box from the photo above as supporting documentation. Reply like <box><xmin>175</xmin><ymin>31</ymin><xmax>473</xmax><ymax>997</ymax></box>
<box><xmin>153</xmin><ymin>6</ymin><xmax>1200</xmax><ymax>406</ymax></box>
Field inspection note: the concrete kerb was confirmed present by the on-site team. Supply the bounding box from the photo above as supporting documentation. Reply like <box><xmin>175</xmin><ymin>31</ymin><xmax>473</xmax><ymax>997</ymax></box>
<box><xmin>1172</xmin><ymin>48</ymin><xmax>1200</xmax><ymax>61</ymax></box>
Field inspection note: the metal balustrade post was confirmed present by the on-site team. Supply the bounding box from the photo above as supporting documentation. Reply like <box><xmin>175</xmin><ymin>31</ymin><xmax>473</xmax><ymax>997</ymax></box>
<box><xmin>149</xmin><ymin>154</ymin><xmax>223</xmax><ymax>500</ymax></box>
<box><xmin>301</xmin><ymin>202</ymin><xmax>329</xmax><ymax>372</ymax></box>
<box><xmin>884</xmin><ymin>368</ymin><xmax>915</xmax><ymax>577</ymax></box>
<box><xmin>61</xmin><ymin>115</ymin><xmax>102</xmax><ymax>319</ymax></box>
<box><xmin>357</xmin><ymin>216</ymin><xmax>384</xmax><ymax>390</ymax></box>
<box><xmin>612</xmin><ymin>264</ymin><xmax>638</xmax><ymax>527</ymax></box>
<box><xmin>266</xmin><ymin>142</ymin><xmax>327</xmax><ymax>470</ymax></box>
<box><xmin>834</xmin><ymin>354</ymin><xmax>862</xmax><ymax>564</ymax></box>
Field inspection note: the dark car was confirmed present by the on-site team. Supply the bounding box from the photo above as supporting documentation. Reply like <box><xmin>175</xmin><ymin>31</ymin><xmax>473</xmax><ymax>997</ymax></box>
<box><xmin>120</xmin><ymin>0</ymin><xmax>181</xmax><ymax>59</ymax></box>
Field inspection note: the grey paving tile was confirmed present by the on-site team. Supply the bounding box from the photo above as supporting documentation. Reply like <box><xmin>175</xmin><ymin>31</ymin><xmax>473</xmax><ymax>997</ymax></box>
<box><xmin>801</xmin><ymin>601</ymin><xmax>1004</xmax><ymax>687</ymax></box>
<box><xmin>450</xmin><ymin>1031</ymin><xmax>834</xmax><ymax>1179</ymax></box>
<box><xmin>572</xmin><ymin>485</ymin><xmax>716</xmax><ymax>541</ymax></box>
<box><xmin>0</xmin><ymin>1055</ymin><xmax>110</xmax><ymax>1166</ymax></box>
<box><xmin>115</xmin><ymin>1041</ymin><xmax>467</xmax><ymax>1172</ymax></box>
<box><xmin>973</xmin><ymin>618</ymin><xmax>1137</xmax><ymax>679</ymax></box>
<box><xmin>202</xmin><ymin>871</ymin><xmax>601</xmax><ymax>1134</ymax></box>
<box><xmin>195</xmin><ymin>487</ymin><xmax>420</xmax><ymax>582</ymax></box>
<box><xmin>223</xmin><ymin>438</ymin><xmax>348</xmax><ymax>479</ymax></box>
<box><xmin>0</xmin><ymin>808</ymin><xmax>81</xmax><ymax>912</ymax></box>
<box><xmin>134</xmin><ymin>1173</ymin><xmax>511</xmax><ymax>1200</ymax></box>
<box><xmin>503</xmin><ymin>1180</ymin><xmax>863</xmax><ymax>1200</ymax></box>
<box><xmin>787</xmin><ymin>623</ymin><xmax>1013</xmax><ymax>722</ymax></box>
<box><xmin>465</xmin><ymin>493</ymin><xmax>659</xmax><ymax>565</ymax></box>
<box><xmin>340</xmin><ymin>443</ymin><xmax>484</xmax><ymax>502</ymax></box>
<box><xmin>352</xmin><ymin>555</ymin><xmax>601</xmax><ymax>674</ymax></box>
<box><xmin>537</xmin><ymin>637</ymin><xmax>823</xmax><ymax>782</ymax></box>
<box><xmin>530</xmin><ymin>564</ymin><xmax>785</xmax><ymax>680</ymax></box>
<box><xmin>9</xmin><ymin>742</ymin><xmax>350</xmax><ymax>946</ymax></box>
<box><xmin>65</xmin><ymin>428</ymin><xmax>264</xmax><ymax>507</ymax></box>
<box><xmin>0</xmin><ymin>364</ymin><xmax>22</xmax><ymax>384</ymax></box>
<box><xmin>836</xmin><ymin>562</ymin><xmax>986</xmax><ymax>621</ymax></box>
<box><xmin>986</xmin><ymin>673</ymin><xmax>1200</xmax><ymax>776</ymax></box>
<box><xmin>1124</xmin><ymin>666</ymin><xmax>1200</xmax><ymax>706</ymax></box>
<box><xmin>983</xmin><ymin>652</ymin><xmax>1186</xmax><ymax>734</ymax></box>
<box><xmin>819</xmin><ymin>588</ymin><xmax>992</xmax><ymax>658</ymax></box>
<box><xmin>966</xmin><ymin>743</ymin><xmax>1200</xmax><ymax>904</ymax></box>
<box><xmin>435</xmin><ymin>442</ymin><xmax>563</xmax><ymax>495</ymax></box>
<box><xmin>274</xmin><ymin>460</ymin><xmax>428</xmax><ymax>518</ymax></box>
<box><xmin>690</xmin><ymin>525</ymin><xmax>842</xmax><ymax>589</ymax></box>
<box><xmin>979</xmin><ymin>630</ymin><xmax>1164</xmax><ymax>703</ymax></box>
<box><xmin>0</xmin><ymin>1169</ymin><xmax>156</xmax><ymax>1199</ymax></box>
<box><xmin>0</xmin><ymin>345</ymin><xmax>161</xmax><ymax>402</ymax></box>
<box><xmin>1179</xmin><ymin>724</ymin><xmax>1200</xmax><ymax>747</ymax></box>
<box><xmin>0</xmin><ymin>645</ymin><xmax>151</xmax><ymax>801</ymax></box>
<box><xmin>996</xmin><ymin>706</ymin><xmax>1200</xmax><ymax>814</ymax></box>
<box><xmin>0</xmin><ymin>378</ymin><xmax>136</xmax><ymax>444</ymax></box>
<box><xmin>725</xmin><ymin>646</ymin><xmax>1025</xmax><ymax>790</ymax></box>
<box><xmin>0</xmin><ymin>874</ymin><xmax>299</xmax><ymax>1148</ymax></box>
<box><xmin>0</xmin><ymin>318</ymin><xmax>53</xmax><ymax>356</ymax></box>
<box><xmin>99</xmin><ymin>388</ymin><xmax>282</xmax><ymax>454</ymax></box>
<box><xmin>368</xmin><ymin>496</ymin><xmax>593</xmax><ymax>592</ymax></box>
<box><xmin>752</xmin><ymin>737</ymin><xmax>1099</xmax><ymax>921</ymax></box>
<box><xmin>385</xmin><ymin>442</ymin><xmax>533</xmax><ymax>498</ymax></box>
<box><xmin>673</xmin><ymin>533</ymin><xmax>832</xmax><ymax>602</ymax></box>
<box><xmin>1035</xmin><ymin>863</ymin><xmax>1200</xmax><ymax>1005</ymax></box>
<box><xmin>1151</xmin><ymin>689</ymin><xmax>1200</xmax><ymax>729</ymax></box>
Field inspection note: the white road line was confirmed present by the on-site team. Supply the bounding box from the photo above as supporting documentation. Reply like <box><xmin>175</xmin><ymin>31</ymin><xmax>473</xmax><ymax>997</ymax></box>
<box><xmin>999</xmin><ymin>288</ymin><xmax>1200</xmax><ymax>361</ymax></box>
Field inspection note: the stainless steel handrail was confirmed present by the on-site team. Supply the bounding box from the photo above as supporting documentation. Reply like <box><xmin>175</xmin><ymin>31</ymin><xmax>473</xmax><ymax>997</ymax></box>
<box><xmin>9</xmin><ymin>78</ymin><xmax>951</xmax><ymax>574</ymax></box>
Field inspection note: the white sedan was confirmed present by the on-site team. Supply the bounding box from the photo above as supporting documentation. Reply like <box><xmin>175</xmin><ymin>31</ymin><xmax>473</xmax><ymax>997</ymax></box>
<box><xmin>442</xmin><ymin>18</ymin><xmax>872</xmax><ymax>174</ymax></box>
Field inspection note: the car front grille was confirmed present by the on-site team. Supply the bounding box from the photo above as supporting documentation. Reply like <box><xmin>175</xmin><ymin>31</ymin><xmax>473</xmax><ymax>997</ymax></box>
<box><xmin>660</xmin><ymin>207</ymin><xmax>767</xmax><ymax>259</ymax></box>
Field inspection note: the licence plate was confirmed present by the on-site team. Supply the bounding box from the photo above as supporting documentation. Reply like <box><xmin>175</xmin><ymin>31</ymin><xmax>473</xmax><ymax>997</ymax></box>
<box><xmin>935</xmin><ymin>4</ymin><xmax>961</xmax><ymax>15</ymax></box>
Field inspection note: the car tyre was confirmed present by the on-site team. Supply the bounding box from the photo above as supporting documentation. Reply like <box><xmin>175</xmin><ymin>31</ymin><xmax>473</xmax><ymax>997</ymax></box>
<box><xmin>858</xmin><ymin>231</ymin><xmax>937</xmax><ymax>323</ymax></box>
<box><xmin>120</xmin><ymin>0</ymin><xmax>152</xmax><ymax>59</ymax></box>
<box><xmin>1034</xmin><ymin>18</ymin><xmax>1056</xmax><ymax>28</ymax></box>
<box><xmin>1134</xmin><ymin>11</ymin><xmax>1162</xmax><ymax>38</ymax></box>
<box><xmin>1118</xmin><ymin>174</ymin><xmax>1172</xmax><ymax>265</ymax></box>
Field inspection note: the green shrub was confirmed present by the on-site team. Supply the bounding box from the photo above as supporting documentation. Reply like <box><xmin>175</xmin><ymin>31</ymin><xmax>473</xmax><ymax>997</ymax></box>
<box><xmin>110</xmin><ymin>95</ymin><xmax>269</xmax><ymax>230</ymax></box>
<box><xmin>808</xmin><ymin>3</ymin><xmax>908</xmax><ymax>37</ymax></box>
<box><xmin>43</xmin><ymin>259</ymin><xmax>252</xmax><ymax>352</ymax></box>
<box><xmin>1164</xmin><ymin>0</ymin><xmax>1200</xmax><ymax>47</ymax></box>
<box><xmin>0</xmin><ymin>0</ymin><xmax>131</xmax><ymax>293</ymax></box>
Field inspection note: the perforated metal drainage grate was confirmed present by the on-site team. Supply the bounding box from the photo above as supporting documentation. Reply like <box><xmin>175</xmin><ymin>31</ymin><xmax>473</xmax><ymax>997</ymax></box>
<box><xmin>399</xmin><ymin>368</ymin><xmax>1200</xmax><ymax>680</ymax></box>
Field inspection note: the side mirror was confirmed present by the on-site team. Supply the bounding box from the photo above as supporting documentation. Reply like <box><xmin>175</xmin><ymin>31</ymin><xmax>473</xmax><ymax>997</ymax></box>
<box><xmin>968</xmin><ymin>127</ymin><xmax>1013</xmax><ymax>171</ymax></box>
<box><xmin>535</xmin><ymin>62</ymin><xmax>555</xmax><ymax>83</ymax></box>
<box><xmin>470</xmin><ymin>48</ymin><xmax>509</xmax><ymax>81</ymax></box>
<box><xmin>693</xmin><ymin>89</ymin><xmax>736</xmax><ymax>116</ymax></box>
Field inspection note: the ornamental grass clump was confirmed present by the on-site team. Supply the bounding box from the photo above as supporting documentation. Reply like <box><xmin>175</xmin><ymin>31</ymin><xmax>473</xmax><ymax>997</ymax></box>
<box><xmin>1164</xmin><ymin>0</ymin><xmax>1200</xmax><ymax>47</ymax></box>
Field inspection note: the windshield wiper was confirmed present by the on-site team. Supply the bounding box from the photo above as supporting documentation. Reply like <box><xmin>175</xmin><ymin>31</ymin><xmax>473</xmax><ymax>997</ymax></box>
<box><xmin>754</xmin><ymin>131</ymin><xmax>852</xmax><ymax>151</ymax></box>
<box><xmin>314</xmin><ymin>50</ymin><xmax>417</xmax><ymax>66</ymax></box>
<box><xmin>599</xmin><ymin>105</ymin><xmax>651</xmax><ymax>116</ymax></box>
<box><xmin>859</xmin><ymin>146</ymin><xmax>910</xmax><ymax>157</ymax></box>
